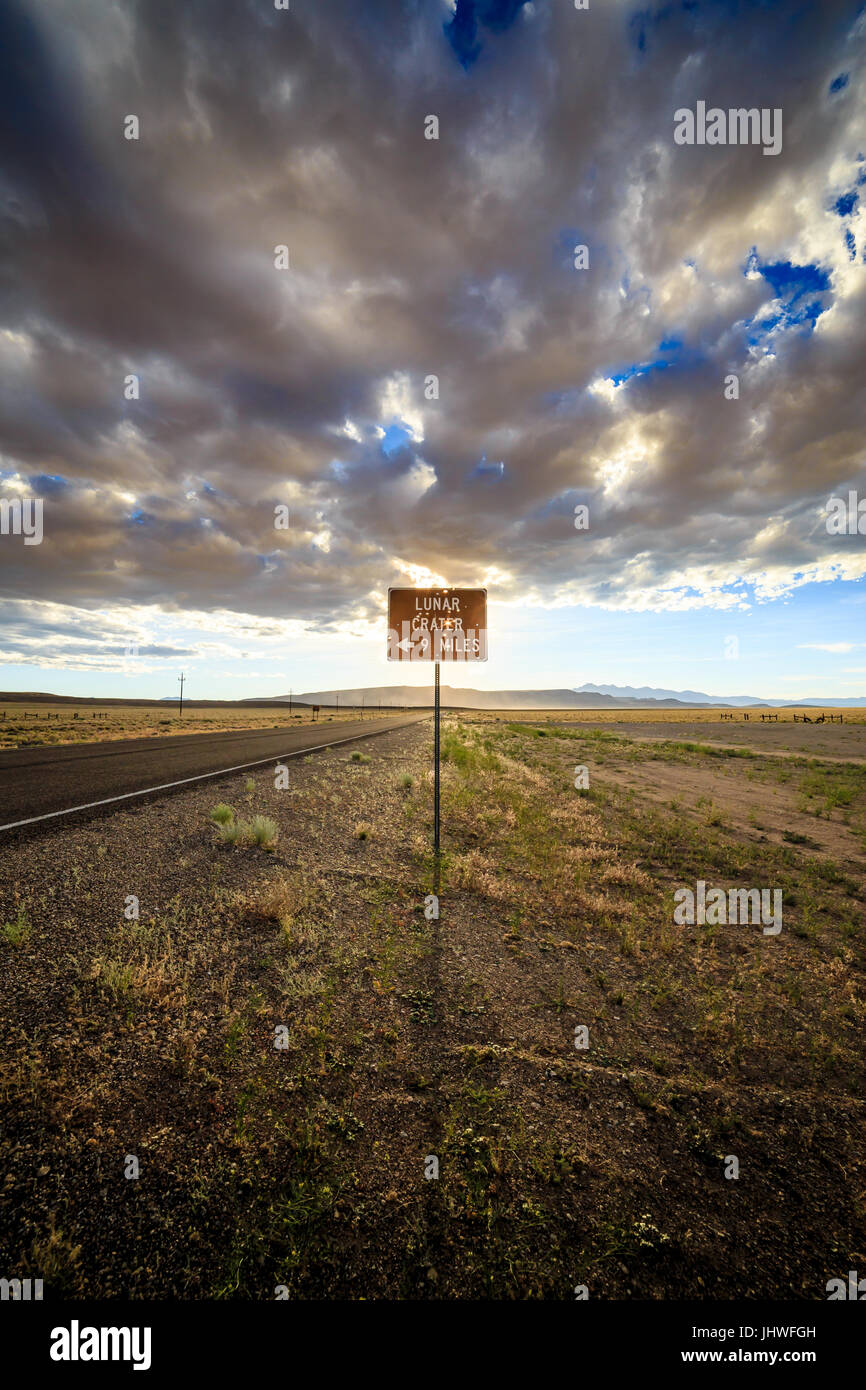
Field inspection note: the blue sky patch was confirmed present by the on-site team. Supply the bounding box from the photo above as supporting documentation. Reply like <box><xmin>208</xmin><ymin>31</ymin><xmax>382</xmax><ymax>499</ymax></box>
<box><xmin>746</xmin><ymin>255</ymin><xmax>832</xmax><ymax>337</ymax></box>
<box><xmin>27</xmin><ymin>473</ymin><xmax>67</xmax><ymax>493</ymax></box>
<box><xmin>605</xmin><ymin>337</ymin><xmax>690</xmax><ymax>386</ymax></box>
<box><xmin>471</xmin><ymin>455</ymin><xmax>505</xmax><ymax>479</ymax></box>
<box><xmin>444</xmin><ymin>0</ymin><xmax>530</xmax><ymax>69</ymax></box>
<box><xmin>380</xmin><ymin>421</ymin><xmax>414</xmax><ymax>457</ymax></box>
<box><xmin>757</xmin><ymin>260</ymin><xmax>830</xmax><ymax>300</ymax></box>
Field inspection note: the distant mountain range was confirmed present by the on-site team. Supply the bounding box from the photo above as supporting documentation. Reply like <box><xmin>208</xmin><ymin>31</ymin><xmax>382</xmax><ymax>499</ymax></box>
<box><xmin>574</xmin><ymin>683</ymin><xmax>866</xmax><ymax>708</ymax></box>
<box><xmin>4</xmin><ymin>685</ymin><xmax>863</xmax><ymax>710</ymax></box>
<box><xmin>290</xmin><ymin>687</ymin><xmax>622</xmax><ymax>709</ymax></box>
<box><xmin>577</xmin><ymin>682</ymin><xmax>762</xmax><ymax>704</ymax></box>
<box><xmin>269</xmin><ymin>684</ymin><xmax>866</xmax><ymax>710</ymax></box>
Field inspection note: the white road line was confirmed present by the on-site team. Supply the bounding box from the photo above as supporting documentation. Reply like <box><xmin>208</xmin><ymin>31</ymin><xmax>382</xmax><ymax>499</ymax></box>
<box><xmin>0</xmin><ymin>720</ymin><xmax>425</xmax><ymax>833</ymax></box>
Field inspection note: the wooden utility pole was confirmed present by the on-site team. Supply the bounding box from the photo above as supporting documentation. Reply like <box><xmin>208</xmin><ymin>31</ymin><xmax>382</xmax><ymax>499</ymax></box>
<box><xmin>178</xmin><ymin>672</ymin><xmax>185</xmax><ymax>719</ymax></box>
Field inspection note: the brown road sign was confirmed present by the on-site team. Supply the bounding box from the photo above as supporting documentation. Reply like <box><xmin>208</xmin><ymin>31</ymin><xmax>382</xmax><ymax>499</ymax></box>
<box><xmin>387</xmin><ymin>587</ymin><xmax>487</xmax><ymax>661</ymax></box>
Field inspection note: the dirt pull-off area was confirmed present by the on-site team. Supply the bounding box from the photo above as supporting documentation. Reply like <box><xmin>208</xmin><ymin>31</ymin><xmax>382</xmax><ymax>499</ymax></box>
<box><xmin>605</xmin><ymin>718</ymin><xmax>866</xmax><ymax>760</ymax></box>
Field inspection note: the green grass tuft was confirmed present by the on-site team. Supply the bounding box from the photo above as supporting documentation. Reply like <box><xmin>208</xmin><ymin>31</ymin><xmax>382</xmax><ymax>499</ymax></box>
<box><xmin>248</xmin><ymin>815</ymin><xmax>279</xmax><ymax>849</ymax></box>
<box><xmin>1</xmin><ymin>906</ymin><xmax>31</xmax><ymax>946</ymax></box>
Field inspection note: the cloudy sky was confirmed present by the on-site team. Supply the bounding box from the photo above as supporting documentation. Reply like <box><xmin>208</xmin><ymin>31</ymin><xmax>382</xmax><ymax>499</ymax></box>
<box><xmin>1</xmin><ymin>0</ymin><xmax>864</xmax><ymax>700</ymax></box>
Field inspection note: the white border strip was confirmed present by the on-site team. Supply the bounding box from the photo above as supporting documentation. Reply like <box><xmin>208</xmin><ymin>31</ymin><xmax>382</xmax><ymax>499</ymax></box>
<box><xmin>0</xmin><ymin>720</ymin><xmax>425</xmax><ymax>833</ymax></box>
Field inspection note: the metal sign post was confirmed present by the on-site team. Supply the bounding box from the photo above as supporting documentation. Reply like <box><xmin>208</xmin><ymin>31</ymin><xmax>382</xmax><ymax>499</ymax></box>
<box><xmin>386</xmin><ymin>587</ymin><xmax>487</xmax><ymax>871</ymax></box>
<box><xmin>434</xmin><ymin>660</ymin><xmax>440</xmax><ymax>857</ymax></box>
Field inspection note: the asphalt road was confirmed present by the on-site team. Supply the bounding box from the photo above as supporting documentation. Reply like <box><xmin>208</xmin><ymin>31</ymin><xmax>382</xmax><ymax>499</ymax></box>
<box><xmin>0</xmin><ymin>714</ymin><xmax>430</xmax><ymax>831</ymax></box>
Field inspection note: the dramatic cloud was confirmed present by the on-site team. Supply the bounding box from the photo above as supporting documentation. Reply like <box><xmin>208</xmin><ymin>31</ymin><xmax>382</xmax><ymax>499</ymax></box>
<box><xmin>1</xmin><ymin>0</ymin><xmax>864</xmax><ymax>668</ymax></box>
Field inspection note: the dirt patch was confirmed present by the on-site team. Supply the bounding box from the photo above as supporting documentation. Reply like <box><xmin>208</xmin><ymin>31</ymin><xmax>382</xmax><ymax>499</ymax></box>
<box><xmin>602</xmin><ymin>718</ymin><xmax>866</xmax><ymax>760</ymax></box>
<box><xmin>599</xmin><ymin>756</ymin><xmax>865</xmax><ymax>868</ymax></box>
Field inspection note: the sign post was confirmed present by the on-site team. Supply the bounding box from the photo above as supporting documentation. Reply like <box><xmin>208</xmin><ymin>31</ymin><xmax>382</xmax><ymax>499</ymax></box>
<box><xmin>434</xmin><ymin>659</ymin><xmax>440</xmax><ymax>855</ymax></box>
<box><xmin>387</xmin><ymin>587</ymin><xmax>488</xmax><ymax>872</ymax></box>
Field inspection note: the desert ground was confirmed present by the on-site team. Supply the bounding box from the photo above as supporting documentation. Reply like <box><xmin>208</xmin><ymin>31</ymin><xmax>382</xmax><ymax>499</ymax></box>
<box><xmin>0</xmin><ymin>713</ymin><xmax>863</xmax><ymax>1298</ymax></box>
<box><xmin>2</xmin><ymin>697</ymin><xmax>861</xmax><ymax>753</ymax></box>
<box><xmin>481</xmin><ymin>704</ymin><xmax>866</xmax><ymax>732</ymax></box>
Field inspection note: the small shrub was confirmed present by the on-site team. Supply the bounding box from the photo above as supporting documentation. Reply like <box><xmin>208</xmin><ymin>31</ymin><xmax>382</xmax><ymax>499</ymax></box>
<box><xmin>249</xmin><ymin>815</ymin><xmax>279</xmax><ymax>849</ymax></box>
<box><xmin>245</xmin><ymin>778</ymin><xmax>255</xmax><ymax>794</ymax></box>
<box><xmin>211</xmin><ymin>803</ymin><xmax>235</xmax><ymax>825</ymax></box>
<box><xmin>217</xmin><ymin>820</ymin><xmax>244</xmax><ymax>846</ymax></box>
<box><xmin>351</xmin><ymin>751</ymin><xmax>371</xmax><ymax>764</ymax></box>
<box><xmin>243</xmin><ymin>878</ymin><xmax>297</xmax><ymax>925</ymax></box>
<box><xmin>400</xmin><ymin>773</ymin><xmax>414</xmax><ymax>789</ymax></box>
<box><xmin>354</xmin><ymin>822</ymin><xmax>373</xmax><ymax>841</ymax></box>
<box><xmin>1</xmin><ymin>906</ymin><xmax>30</xmax><ymax>946</ymax></box>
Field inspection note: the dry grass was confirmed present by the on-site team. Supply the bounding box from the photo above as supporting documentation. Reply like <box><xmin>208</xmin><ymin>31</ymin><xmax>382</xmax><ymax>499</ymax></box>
<box><xmin>476</xmin><ymin>706</ymin><xmax>866</xmax><ymax>725</ymax></box>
